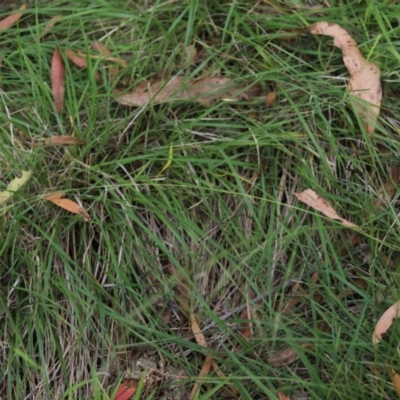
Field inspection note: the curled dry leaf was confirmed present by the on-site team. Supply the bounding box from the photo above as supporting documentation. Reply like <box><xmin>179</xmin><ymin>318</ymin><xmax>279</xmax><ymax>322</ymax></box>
<box><xmin>294</xmin><ymin>189</ymin><xmax>358</xmax><ymax>228</ymax></box>
<box><xmin>44</xmin><ymin>191</ymin><xmax>90</xmax><ymax>221</ymax></box>
<box><xmin>373</xmin><ymin>300</ymin><xmax>400</xmax><ymax>345</ymax></box>
<box><xmin>0</xmin><ymin>170</ymin><xmax>31</xmax><ymax>206</ymax></box>
<box><xmin>51</xmin><ymin>47</ymin><xmax>65</xmax><ymax>113</ymax></box>
<box><xmin>0</xmin><ymin>4</ymin><xmax>26</xmax><ymax>30</ymax></box>
<box><xmin>278</xmin><ymin>392</ymin><xmax>292</xmax><ymax>400</ymax></box>
<box><xmin>308</xmin><ymin>22</ymin><xmax>381</xmax><ymax>135</ymax></box>
<box><xmin>115</xmin><ymin>76</ymin><xmax>261</xmax><ymax>107</ymax></box>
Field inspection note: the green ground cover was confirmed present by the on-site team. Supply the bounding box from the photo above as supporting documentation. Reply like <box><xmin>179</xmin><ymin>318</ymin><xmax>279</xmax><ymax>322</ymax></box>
<box><xmin>1</xmin><ymin>1</ymin><xmax>400</xmax><ymax>399</ymax></box>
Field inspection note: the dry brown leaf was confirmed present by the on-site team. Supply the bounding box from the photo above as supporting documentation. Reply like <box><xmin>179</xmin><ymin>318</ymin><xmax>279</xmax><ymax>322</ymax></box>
<box><xmin>268</xmin><ymin>347</ymin><xmax>299</xmax><ymax>367</ymax></box>
<box><xmin>373</xmin><ymin>300</ymin><xmax>400</xmax><ymax>345</ymax></box>
<box><xmin>189</xmin><ymin>356</ymin><xmax>213</xmax><ymax>400</ymax></box>
<box><xmin>239</xmin><ymin>307</ymin><xmax>253</xmax><ymax>339</ymax></box>
<box><xmin>44</xmin><ymin>191</ymin><xmax>90</xmax><ymax>221</ymax></box>
<box><xmin>113</xmin><ymin>378</ymin><xmax>137</xmax><ymax>400</ymax></box>
<box><xmin>308</xmin><ymin>22</ymin><xmax>381</xmax><ymax>135</ymax></box>
<box><xmin>268</xmin><ymin>343</ymin><xmax>314</xmax><ymax>367</ymax></box>
<box><xmin>91</xmin><ymin>41</ymin><xmax>111</xmax><ymax>57</ymax></box>
<box><xmin>190</xmin><ymin>313</ymin><xmax>207</xmax><ymax>347</ymax></box>
<box><xmin>45</xmin><ymin>135</ymin><xmax>86</xmax><ymax>146</ymax></box>
<box><xmin>38</xmin><ymin>15</ymin><xmax>62</xmax><ymax>39</ymax></box>
<box><xmin>266</xmin><ymin>91</ymin><xmax>277</xmax><ymax>106</ymax></box>
<box><xmin>0</xmin><ymin>4</ymin><xmax>26</xmax><ymax>30</ymax></box>
<box><xmin>390</xmin><ymin>368</ymin><xmax>400</xmax><ymax>397</ymax></box>
<box><xmin>294</xmin><ymin>189</ymin><xmax>358</xmax><ymax>228</ymax></box>
<box><xmin>51</xmin><ymin>47</ymin><xmax>65</xmax><ymax>113</ymax></box>
<box><xmin>91</xmin><ymin>42</ymin><xmax>125</xmax><ymax>82</ymax></box>
<box><xmin>115</xmin><ymin>76</ymin><xmax>261</xmax><ymax>107</ymax></box>
<box><xmin>66</xmin><ymin>49</ymin><xmax>88</xmax><ymax>68</ymax></box>
<box><xmin>79</xmin><ymin>50</ymin><xmax>127</xmax><ymax>68</ymax></box>
<box><xmin>31</xmin><ymin>136</ymin><xmax>86</xmax><ymax>147</ymax></box>
<box><xmin>278</xmin><ymin>392</ymin><xmax>292</xmax><ymax>400</ymax></box>
<box><xmin>190</xmin><ymin>314</ymin><xmax>210</xmax><ymax>399</ymax></box>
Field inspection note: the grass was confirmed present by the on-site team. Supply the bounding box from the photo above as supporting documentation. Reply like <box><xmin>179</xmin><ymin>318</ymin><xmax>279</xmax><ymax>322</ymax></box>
<box><xmin>1</xmin><ymin>0</ymin><xmax>400</xmax><ymax>399</ymax></box>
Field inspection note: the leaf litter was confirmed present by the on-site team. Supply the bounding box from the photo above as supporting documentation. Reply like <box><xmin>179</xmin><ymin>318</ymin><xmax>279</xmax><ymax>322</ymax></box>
<box><xmin>0</xmin><ymin>170</ymin><xmax>31</xmax><ymax>206</ymax></box>
<box><xmin>44</xmin><ymin>191</ymin><xmax>90</xmax><ymax>221</ymax></box>
<box><xmin>115</xmin><ymin>75</ymin><xmax>262</xmax><ymax>107</ymax></box>
<box><xmin>294</xmin><ymin>189</ymin><xmax>359</xmax><ymax>228</ymax></box>
<box><xmin>308</xmin><ymin>22</ymin><xmax>381</xmax><ymax>134</ymax></box>
<box><xmin>0</xmin><ymin>4</ymin><xmax>26</xmax><ymax>30</ymax></box>
<box><xmin>373</xmin><ymin>300</ymin><xmax>400</xmax><ymax>396</ymax></box>
<box><xmin>0</xmin><ymin>10</ymin><xmax>390</xmax><ymax>398</ymax></box>
<box><xmin>51</xmin><ymin>47</ymin><xmax>65</xmax><ymax>113</ymax></box>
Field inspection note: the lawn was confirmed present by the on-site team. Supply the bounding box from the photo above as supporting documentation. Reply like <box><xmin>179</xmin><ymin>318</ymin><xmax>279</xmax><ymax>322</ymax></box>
<box><xmin>1</xmin><ymin>1</ymin><xmax>400</xmax><ymax>399</ymax></box>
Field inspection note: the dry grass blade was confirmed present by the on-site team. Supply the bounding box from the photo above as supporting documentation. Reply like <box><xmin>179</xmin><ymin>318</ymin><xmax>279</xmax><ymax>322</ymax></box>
<box><xmin>0</xmin><ymin>4</ymin><xmax>26</xmax><ymax>30</ymax></box>
<box><xmin>308</xmin><ymin>22</ymin><xmax>381</xmax><ymax>134</ymax></box>
<box><xmin>115</xmin><ymin>76</ymin><xmax>261</xmax><ymax>107</ymax></box>
<box><xmin>294</xmin><ymin>189</ymin><xmax>359</xmax><ymax>228</ymax></box>
<box><xmin>51</xmin><ymin>47</ymin><xmax>65</xmax><ymax>113</ymax></box>
<box><xmin>44</xmin><ymin>191</ymin><xmax>90</xmax><ymax>221</ymax></box>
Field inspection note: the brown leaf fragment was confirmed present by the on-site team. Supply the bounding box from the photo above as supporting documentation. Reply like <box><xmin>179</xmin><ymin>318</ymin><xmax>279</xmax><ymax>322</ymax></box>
<box><xmin>91</xmin><ymin>41</ymin><xmax>111</xmax><ymax>57</ymax></box>
<box><xmin>268</xmin><ymin>343</ymin><xmax>314</xmax><ymax>367</ymax></box>
<box><xmin>66</xmin><ymin>49</ymin><xmax>88</xmax><ymax>68</ymax></box>
<box><xmin>115</xmin><ymin>76</ymin><xmax>261</xmax><ymax>107</ymax></box>
<box><xmin>38</xmin><ymin>15</ymin><xmax>62</xmax><ymax>39</ymax></box>
<box><xmin>373</xmin><ymin>300</ymin><xmax>400</xmax><ymax>345</ymax></box>
<box><xmin>113</xmin><ymin>378</ymin><xmax>137</xmax><ymax>400</ymax></box>
<box><xmin>51</xmin><ymin>47</ymin><xmax>65</xmax><ymax>113</ymax></box>
<box><xmin>80</xmin><ymin>49</ymin><xmax>127</xmax><ymax>67</ymax></box>
<box><xmin>0</xmin><ymin>4</ymin><xmax>26</xmax><ymax>30</ymax></box>
<box><xmin>390</xmin><ymin>368</ymin><xmax>400</xmax><ymax>397</ymax></box>
<box><xmin>44</xmin><ymin>191</ymin><xmax>90</xmax><ymax>221</ymax></box>
<box><xmin>266</xmin><ymin>91</ymin><xmax>277</xmax><ymax>106</ymax></box>
<box><xmin>294</xmin><ymin>189</ymin><xmax>358</xmax><ymax>228</ymax></box>
<box><xmin>31</xmin><ymin>136</ymin><xmax>86</xmax><ymax>147</ymax></box>
<box><xmin>190</xmin><ymin>356</ymin><xmax>213</xmax><ymax>400</ymax></box>
<box><xmin>308</xmin><ymin>22</ymin><xmax>381</xmax><ymax>134</ymax></box>
<box><xmin>91</xmin><ymin>42</ymin><xmax>125</xmax><ymax>82</ymax></box>
<box><xmin>278</xmin><ymin>393</ymin><xmax>292</xmax><ymax>400</ymax></box>
<box><xmin>183</xmin><ymin>45</ymin><xmax>197</xmax><ymax>68</ymax></box>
